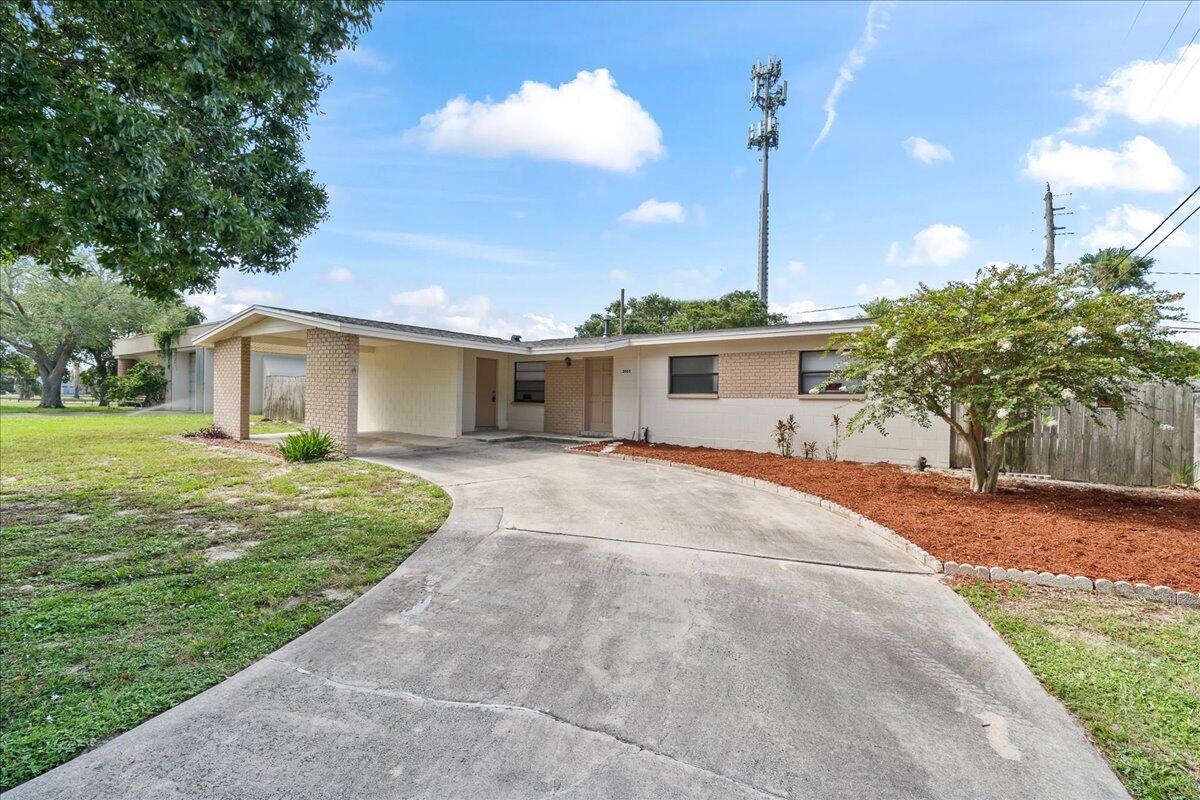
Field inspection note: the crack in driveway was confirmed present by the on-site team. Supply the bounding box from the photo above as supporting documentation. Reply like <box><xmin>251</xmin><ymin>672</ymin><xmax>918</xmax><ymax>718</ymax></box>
<box><xmin>505</xmin><ymin>525</ymin><xmax>935</xmax><ymax>576</ymax></box>
<box><xmin>265</xmin><ymin>656</ymin><xmax>789</xmax><ymax>800</ymax></box>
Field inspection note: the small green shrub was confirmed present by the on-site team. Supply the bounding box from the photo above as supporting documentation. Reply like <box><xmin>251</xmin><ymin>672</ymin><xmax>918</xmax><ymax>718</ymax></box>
<box><xmin>279</xmin><ymin>428</ymin><xmax>336</xmax><ymax>462</ymax></box>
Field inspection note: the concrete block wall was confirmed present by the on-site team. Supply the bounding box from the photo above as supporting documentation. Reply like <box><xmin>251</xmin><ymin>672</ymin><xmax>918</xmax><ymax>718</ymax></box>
<box><xmin>357</xmin><ymin>340</ymin><xmax>460</xmax><ymax>439</ymax></box>
<box><xmin>718</xmin><ymin>350</ymin><xmax>797</xmax><ymax>398</ymax></box>
<box><xmin>305</xmin><ymin>329</ymin><xmax>360</xmax><ymax>454</ymax></box>
<box><xmin>544</xmin><ymin>359</ymin><xmax>585</xmax><ymax>434</ymax></box>
<box><xmin>212</xmin><ymin>337</ymin><xmax>250</xmax><ymax>439</ymax></box>
<box><xmin>632</xmin><ymin>338</ymin><xmax>951</xmax><ymax>467</ymax></box>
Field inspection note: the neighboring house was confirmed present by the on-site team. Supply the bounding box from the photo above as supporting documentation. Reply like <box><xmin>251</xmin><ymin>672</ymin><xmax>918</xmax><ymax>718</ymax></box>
<box><xmin>123</xmin><ymin>305</ymin><xmax>948</xmax><ymax>463</ymax></box>
<box><xmin>113</xmin><ymin>321</ymin><xmax>306</xmax><ymax>414</ymax></box>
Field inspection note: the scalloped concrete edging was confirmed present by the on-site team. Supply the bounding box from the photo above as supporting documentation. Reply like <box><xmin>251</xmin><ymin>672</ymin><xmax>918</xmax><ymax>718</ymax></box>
<box><xmin>571</xmin><ymin>445</ymin><xmax>1199</xmax><ymax>608</ymax></box>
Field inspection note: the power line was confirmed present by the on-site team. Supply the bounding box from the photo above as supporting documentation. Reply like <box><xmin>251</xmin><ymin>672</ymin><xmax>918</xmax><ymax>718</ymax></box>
<box><xmin>1142</xmin><ymin>202</ymin><xmax>1200</xmax><ymax>258</ymax></box>
<box><xmin>1128</xmin><ymin>0</ymin><xmax>1148</xmax><ymax>35</ymax></box>
<box><xmin>1110</xmin><ymin>185</ymin><xmax>1200</xmax><ymax>271</ymax></box>
<box><xmin>1151</xmin><ymin>270</ymin><xmax>1200</xmax><ymax>275</ymax></box>
<box><xmin>1154</xmin><ymin>0</ymin><xmax>1194</xmax><ymax>61</ymax></box>
<box><xmin>1145</xmin><ymin>26</ymin><xmax>1199</xmax><ymax>113</ymax></box>
<box><xmin>1163</xmin><ymin>44</ymin><xmax>1200</xmax><ymax>107</ymax></box>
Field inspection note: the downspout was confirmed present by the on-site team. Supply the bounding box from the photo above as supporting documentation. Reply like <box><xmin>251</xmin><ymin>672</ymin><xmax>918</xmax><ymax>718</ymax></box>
<box><xmin>635</xmin><ymin>348</ymin><xmax>642</xmax><ymax>441</ymax></box>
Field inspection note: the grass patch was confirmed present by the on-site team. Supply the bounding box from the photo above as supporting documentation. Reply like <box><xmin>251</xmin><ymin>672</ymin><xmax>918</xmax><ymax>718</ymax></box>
<box><xmin>956</xmin><ymin>581</ymin><xmax>1200</xmax><ymax>800</ymax></box>
<box><xmin>0</xmin><ymin>398</ymin><xmax>123</xmax><ymax>414</ymax></box>
<box><xmin>0</xmin><ymin>412</ymin><xmax>449</xmax><ymax>790</ymax></box>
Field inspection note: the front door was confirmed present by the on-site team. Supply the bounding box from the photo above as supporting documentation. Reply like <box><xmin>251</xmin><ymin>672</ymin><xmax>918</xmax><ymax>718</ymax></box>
<box><xmin>475</xmin><ymin>358</ymin><xmax>498</xmax><ymax>428</ymax></box>
<box><xmin>585</xmin><ymin>357</ymin><xmax>613</xmax><ymax>434</ymax></box>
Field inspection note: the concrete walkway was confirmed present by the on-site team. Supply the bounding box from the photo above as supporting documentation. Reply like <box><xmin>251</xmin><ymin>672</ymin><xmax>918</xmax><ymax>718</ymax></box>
<box><xmin>8</xmin><ymin>438</ymin><xmax>1128</xmax><ymax>799</ymax></box>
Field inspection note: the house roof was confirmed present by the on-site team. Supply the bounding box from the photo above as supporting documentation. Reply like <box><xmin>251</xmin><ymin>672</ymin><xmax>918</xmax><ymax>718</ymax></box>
<box><xmin>178</xmin><ymin>305</ymin><xmax>870</xmax><ymax>354</ymax></box>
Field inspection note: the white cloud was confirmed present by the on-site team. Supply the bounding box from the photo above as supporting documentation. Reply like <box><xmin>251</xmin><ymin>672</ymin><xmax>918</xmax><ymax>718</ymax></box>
<box><xmin>886</xmin><ymin>224</ymin><xmax>972</xmax><ymax>267</ymax></box>
<box><xmin>813</xmin><ymin>1</ymin><xmax>893</xmax><ymax>148</ymax></box>
<box><xmin>385</xmin><ymin>285</ymin><xmax>575</xmax><ymax>339</ymax></box>
<box><xmin>609</xmin><ymin>267</ymin><xmax>631</xmax><ymax>282</ymax></box>
<box><xmin>769</xmin><ymin>299</ymin><xmax>852</xmax><ymax>322</ymax></box>
<box><xmin>339</xmin><ymin>228</ymin><xmax>541</xmax><ymax>267</ymax></box>
<box><xmin>902</xmin><ymin>136</ymin><xmax>952</xmax><ymax>165</ymax></box>
<box><xmin>390</xmin><ymin>285</ymin><xmax>449</xmax><ymax>308</ymax></box>
<box><xmin>855</xmin><ymin>278</ymin><xmax>904</xmax><ymax>299</ymax></box>
<box><xmin>229</xmin><ymin>287</ymin><xmax>280</xmax><ymax>304</ymax></box>
<box><xmin>788</xmin><ymin>260</ymin><xmax>807</xmax><ymax>275</ymax></box>
<box><xmin>335</xmin><ymin>45</ymin><xmax>389</xmax><ymax>71</ymax></box>
<box><xmin>1081</xmin><ymin>204</ymin><xmax>1194</xmax><ymax>251</ymax></box>
<box><xmin>1023</xmin><ymin>135</ymin><xmax>1188</xmax><ymax>193</ymax></box>
<box><xmin>1068</xmin><ymin>44</ymin><xmax>1200</xmax><ymax>132</ymax></box>
<box><xmin>619</xmin><ymin>199</ymin><xmax>686</xmax><ymax>225</ymax></box>
<box><xmin>405</xmin><ymin>69</ymin><xmax>663</xmax><ymax>172</ymax></box>
<box><xmin>319</xmin><ymin>266</ymin><xmax>356</xmax><ymax>284</ymax></box>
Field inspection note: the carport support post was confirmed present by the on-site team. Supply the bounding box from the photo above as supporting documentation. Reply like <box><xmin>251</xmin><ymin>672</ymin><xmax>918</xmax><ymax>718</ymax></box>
<box><xmin>212</xmin><ymin>337</ymin><xmax>251</xmax><ymax>440</ymax></box>
<box><xmin>304</xmin><ymin>329</ymin><xmax>359</xmax><ymax>455</ymax></box>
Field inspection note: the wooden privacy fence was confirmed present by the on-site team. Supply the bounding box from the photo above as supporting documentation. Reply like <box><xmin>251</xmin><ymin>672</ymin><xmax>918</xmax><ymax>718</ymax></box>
<box><xmin>950</xmin><ymin>383</ymin><xmax>1197</xmax><ymax>487</ymax></box>
<box><xmin>262</xmin><ymin>375</ymin><xmax>305</xmax><ymax>422</ymax></box>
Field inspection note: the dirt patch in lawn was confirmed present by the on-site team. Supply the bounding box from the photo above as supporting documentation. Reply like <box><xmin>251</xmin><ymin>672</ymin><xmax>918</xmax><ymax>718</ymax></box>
<box><xmin>590</xmin><ymin>441</ymin><xmax>1200</xmax><ymax>593</ymax></box>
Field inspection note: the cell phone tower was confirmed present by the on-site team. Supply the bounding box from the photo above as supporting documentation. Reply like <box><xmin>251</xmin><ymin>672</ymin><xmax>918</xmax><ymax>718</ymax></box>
<box><xmin>748</xmin><ymin>57</ymin><xmax>786</xmax><ymax>306</ymax></box>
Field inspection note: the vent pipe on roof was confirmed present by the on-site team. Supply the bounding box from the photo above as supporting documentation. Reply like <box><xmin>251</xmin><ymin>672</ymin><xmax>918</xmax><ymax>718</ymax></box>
<box><xmin>602</xmin><ymin>317</ymin><xmax>612</xmax><ymax>337</ymax></box>
<box><xmin>510</xmin><ymin>334</ymin><xmax>522</xmax><ymax>342</ymax></box>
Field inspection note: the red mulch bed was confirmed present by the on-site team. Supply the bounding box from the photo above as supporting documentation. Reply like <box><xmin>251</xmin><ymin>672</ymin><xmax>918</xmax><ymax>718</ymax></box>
<box><xmin>588</xmin><ymin>441</ymin><xmax>1200</xmax><ymax>593</ymax></box>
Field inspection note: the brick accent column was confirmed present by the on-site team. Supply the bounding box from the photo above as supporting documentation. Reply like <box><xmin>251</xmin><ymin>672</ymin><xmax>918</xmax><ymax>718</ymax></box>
<box><xmin>544</xmin><ymin>359</ymin><xmax>585</xmax><ymax>434</ymax></box>
<box><xmin>116</xmin><ymin>358</ymin><xmax>137</xmax><ymax>376</ymax></box>
<box><xmin>212</xmin><ymin>337</ymin><xmax>250</xmax><ymax>439</ymax></box>
<box><xmin>718</xmin><ymin>351</ymin><xmax>799</xmax><ymax>398</ymax></box>
<box><xmin>304</xmin><ymin>329</ymin><xmax>359</xmax><ymax>454</ymax></box>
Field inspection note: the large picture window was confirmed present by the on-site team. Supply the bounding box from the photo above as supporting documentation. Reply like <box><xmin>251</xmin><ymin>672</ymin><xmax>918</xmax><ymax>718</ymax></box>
<box><xmin>669</xmin><ymin>355</ymin><xmax>718</xmax><ymax>395</ymax></box>
<box><xmin>514</xmin><ymin>361</ymin><xmax>546</xmax><ymax>403</ymax></box>
<box><xmin>799</xmin><ymin>351</ymin><xmax>860</xmax><ymax>395</ymax></box>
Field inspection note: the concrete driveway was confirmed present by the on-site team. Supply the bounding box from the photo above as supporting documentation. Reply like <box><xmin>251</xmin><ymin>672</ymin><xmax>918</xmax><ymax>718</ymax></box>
<box><xmin>8</xmin><ymin>438</ymin><xmax>1127</xmax><ymax>799</ymax></box>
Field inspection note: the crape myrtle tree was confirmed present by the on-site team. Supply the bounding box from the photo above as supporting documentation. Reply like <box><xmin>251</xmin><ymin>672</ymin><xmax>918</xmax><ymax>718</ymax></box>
<box><xmin>576</xmin><ymin>290</ymin><xmax>788</xmax><ymax>337</ymax></box>
<box><xmin>1</xmin><ymin>0</ymin><xmax>378</xmax><ymax>300</ymax></box>
<box><xmin>825</xmin><ymin>263</ymin><xmax>1200</xmax><ymax>493</ymax></box>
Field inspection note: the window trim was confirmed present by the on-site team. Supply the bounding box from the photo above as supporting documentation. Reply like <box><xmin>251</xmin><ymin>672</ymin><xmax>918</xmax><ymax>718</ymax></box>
<box><xmin>668</xmin><ymin>354</ymin><xmax>719</xmax><ymax>395</ymax></box>
<box><xmin>798</xmin><ymin>350</ymin><xmax>859</xmax><ymax>396</ymax></box>
<box><xmin>512</xmin><ymin>360</ymin><xmax>546</xmax><ymax>404</ymax></box>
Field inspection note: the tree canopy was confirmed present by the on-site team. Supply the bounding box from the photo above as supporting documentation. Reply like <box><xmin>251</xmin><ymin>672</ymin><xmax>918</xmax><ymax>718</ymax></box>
<box><xmin>1</xmin><ymin>0</ymin><xmax>378</xmax><ymax>300</ymax></box>
<box><xmin>1078</xmin><ymin>247</ymin><xmax>1156</xmax><ymax>292</ymax></box>
<box><xmin>828</xmin><ymin>263</ymin><xmax>1199</xmax><ymax>493</ymax></box>
<box><xmin>575</xmin><ymin>290</ymin><xmax>788</xmax><ymax>337</ymax></box>
<box><xmin>0</xmin><ymin>257</ymin><xmax>198</xmax><ymax>407</ymax></box>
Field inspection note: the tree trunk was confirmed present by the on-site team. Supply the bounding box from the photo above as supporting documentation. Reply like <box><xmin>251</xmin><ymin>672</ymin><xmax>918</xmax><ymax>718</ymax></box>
<box><xmin>959</xmin><ymin>418</ymin><xmax>1003</xmax><ymax>494</ymax></box>
<box><xmin>35</xmin><ymin>354</ymin><xmax>69</xmax><ymax>408</ymax></box>
<box><xmin>88</xmin><ymin>349</ymin><xmax>113</xmax><ymax>406</ymax></box>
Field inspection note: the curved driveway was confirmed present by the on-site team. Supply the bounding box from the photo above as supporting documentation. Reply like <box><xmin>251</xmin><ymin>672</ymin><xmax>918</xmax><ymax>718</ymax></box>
<box><xmin>8</xmin><ymin>438</ymin><xmax>1127</xmax><ymax>799</ymax></box>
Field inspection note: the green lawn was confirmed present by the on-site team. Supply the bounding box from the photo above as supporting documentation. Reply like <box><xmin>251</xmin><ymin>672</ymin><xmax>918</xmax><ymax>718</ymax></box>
<box><xmin>0</xmin><ymin>398</ymin><xmax>122</xmax><ymax>414</ymax></box>
<box><xmin>0</xmin><ymin>412</ymin><xmax>450</xmax><ymax>791</ymax></box>
<box><xmin>957</xmin><ymin>582</ymin><xmax>1200</xmax><ymax>800</ymax></box>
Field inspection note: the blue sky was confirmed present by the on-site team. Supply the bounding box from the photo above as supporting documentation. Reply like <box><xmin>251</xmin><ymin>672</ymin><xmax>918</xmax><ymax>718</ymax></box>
<box><xmin>192</xmin><ymin>0</ymin><xmax>1200</xmax><ymax>340</ymax></box>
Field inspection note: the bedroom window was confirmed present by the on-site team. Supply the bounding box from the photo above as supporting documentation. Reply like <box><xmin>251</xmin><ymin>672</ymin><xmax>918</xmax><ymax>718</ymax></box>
<box><xmin>669</xmin><ymin>355</ymin><xmax>718</xmax><ymax>395</ymax></box>
<box><xmin>799</xmin><ymin>351</ymin><xmax>860</xmax><ymax>395</ymax></box>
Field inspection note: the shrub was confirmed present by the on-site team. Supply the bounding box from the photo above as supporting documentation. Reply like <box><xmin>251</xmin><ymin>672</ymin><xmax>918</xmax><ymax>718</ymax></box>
<box><xmin>184</xmin><ymin>425</ymin><xmax>229</xmax><ymax>439</ymax></box>
<box><xmin>772</xmin><ymin>414</ymin><xmax>797</xmax><ymax>458</ymax></box>
<box><xmin>279</xmin><ymin>428</ymin><xmax>336</xmax><ymax>462</ymax></box>
<box><xmin>801</xmin><ymin>441</ymin><xmax>818</xmax><ymax>460</ymax></box>
<box><xmin>109</xmin><ymin>361</ymin><xmax>168</xmax><ymax>407</ymax></box>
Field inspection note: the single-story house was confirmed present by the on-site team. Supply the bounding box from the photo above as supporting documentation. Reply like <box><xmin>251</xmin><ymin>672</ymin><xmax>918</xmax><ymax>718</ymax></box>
<box><xmin>113</xmin><ymin>321</ymin><xmax>306</xmax><ymax>414</ymax></box>
<box><xmin>113</xmin><ymin>305</ymin><xmax>950</xmax><ymax>463</ymax></box>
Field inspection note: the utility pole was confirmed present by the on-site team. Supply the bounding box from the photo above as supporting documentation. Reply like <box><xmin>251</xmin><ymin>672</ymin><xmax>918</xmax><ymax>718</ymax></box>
<box><xmin>1044</xmin><ymin>183</ymin><xmax>1066</xmax><ymax>270</ymax></box>
<box><xmin>748</xmin><ymin>57</ymin><xmax>786</xmax><ymax>306</ymax></box>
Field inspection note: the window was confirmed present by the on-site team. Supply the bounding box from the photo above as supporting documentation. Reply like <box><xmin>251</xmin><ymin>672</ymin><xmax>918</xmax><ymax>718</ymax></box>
<box><xmin>669</xmin><ymin>355</ymin><xmax>718</xmax><ymax>395</ymax></box>
<box><xmin>513</xmin><ymin>361</ymin><xmax>546</xmax><ymax>403</ymax></box>
<box><xmin>799</xmin><ymin>351</ymin><xmax>860</xmax><ymax>395</ymax></box>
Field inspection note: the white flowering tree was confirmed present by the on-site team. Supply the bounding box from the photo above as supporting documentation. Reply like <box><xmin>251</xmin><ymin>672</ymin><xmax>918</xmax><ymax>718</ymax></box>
<box><xmin>827</xmin><ymin>263</ymin><xmax>1200</xmax><ymax>493</ymax></box>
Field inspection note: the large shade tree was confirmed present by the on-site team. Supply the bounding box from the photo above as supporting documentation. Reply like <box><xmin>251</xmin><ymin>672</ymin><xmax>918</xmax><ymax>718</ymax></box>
<box><xmin>576</xmin><ymin>290</ymin><xmax>788</xmax><ymax>337</ymax></box>
<box><xmin>1</xmin><ymin>0</ymin><xmax>377</xmax><ymax>300</ymax></box>
<box><xmin>827</xmin><ymin>263</ymin><xmax>1199</xmax><ymax>493</ymax></box>
<box><xmin>0</xmin><ymin>257</ymin><xmax>194</xmax><ymax>407</ymax></box>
